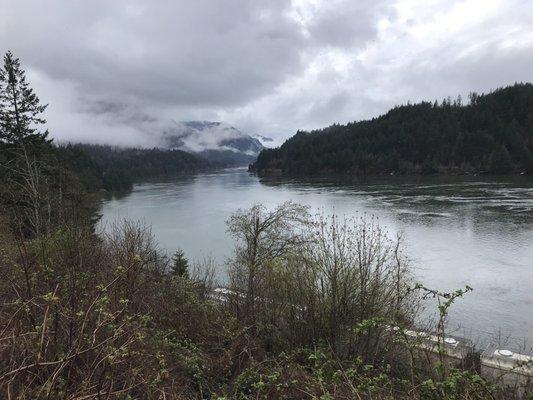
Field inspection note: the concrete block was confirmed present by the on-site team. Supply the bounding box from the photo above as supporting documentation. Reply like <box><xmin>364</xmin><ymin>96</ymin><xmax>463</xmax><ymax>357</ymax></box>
<box><xmin>481</xmin><ymin>345</ymin><xmax>533</xmax><ymax>395</ymax></box>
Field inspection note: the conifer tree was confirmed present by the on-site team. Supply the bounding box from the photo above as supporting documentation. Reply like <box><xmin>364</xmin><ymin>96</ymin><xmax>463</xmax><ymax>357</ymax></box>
<box><xmin>0</xmin><ymin>51</ymin><xmax>53</xmax><ymax>238</ymax></box>
<box><xmin>0</xmin><ymin>51</ymin><xmax>49</xmax><ymax>145</ymax></box>
<box><xmin>489</xmin><ymin>144</ymin><xmax>514</xmax><ymax>174</ymax></box>
<box><xmin>171</xmin><ymin>249</ymin><xmax>189</xmax><ymax>278</ymax></box>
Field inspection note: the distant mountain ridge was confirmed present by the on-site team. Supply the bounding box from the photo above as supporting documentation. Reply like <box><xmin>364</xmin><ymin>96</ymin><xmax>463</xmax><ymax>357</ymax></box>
<box><xmin>160</xmin><ymin>121</ymin><xmax>266</xmax><ymax>166</ymax></box>
<box><xmin>251</xmin><ymin>83</ymin><xmax>533</xmax><ymax>175</ymax></box>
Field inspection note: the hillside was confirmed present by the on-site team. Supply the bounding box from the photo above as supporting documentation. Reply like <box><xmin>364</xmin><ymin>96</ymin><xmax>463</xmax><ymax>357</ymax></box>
<box><xmin>61</xmin><ymin>143</ymin><xmax>212</xmax><ymax>192</ymax></box>
<box><xmin>251</xmin><ymin>83</ymin><xmax>533</xmax><ymax>175</ymax></box>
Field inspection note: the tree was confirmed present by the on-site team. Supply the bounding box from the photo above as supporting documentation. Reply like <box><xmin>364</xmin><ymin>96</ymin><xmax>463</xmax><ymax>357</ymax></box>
<box><xmin>227</xmin><ymin>201</ymin><xmax>309</xmax><ymax>323</ymax></box>
<box><xmin>171</xmin><ymin>249</ymin><xmax>189</xmax><ymax>278</ymax></box>
<box><xmin>489</xmin><ymin>144</ymin><xmax>514</xmax><ymax>174</ymax></box>
<box><xmin>421</xmin><ymin>156</ymin><xmax>438</xmax><ymax>174</ymax></box>
<box><xmin>522</xmin><ymin>148</ymin><xmax>533</xmax><ymax>174</ymax></box>
<box><xmin>0</xmin><ymin>51</ymin><xmax>49</xmax><ymax>145</ymax></box>
<box><xmin>0</xmin><ymin>51</ymin><xmax>53</xmax><ymax>238</ymax></box>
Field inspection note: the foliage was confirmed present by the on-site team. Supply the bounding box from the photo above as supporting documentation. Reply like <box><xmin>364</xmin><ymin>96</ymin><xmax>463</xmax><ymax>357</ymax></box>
<box><xmin>226</xmin><ymin>347</ymin><xmax>498</xmax><ymax>400</ymax></box>
<box><xmin>0</xmin><ymin>220</ymin><xmax>236</xmax><ymax>399</ymax></box>
<box><xmin>252</xmin><ymin>83</ymin><xmax>533</xmax><ymax>175</ymax></box>
<box><xmin>61</xmin><ymin>143</ymin><xmax>213</xmax><ymax>193</ymax></box>
<box><xmin>227</xmin><ymin>206</ymin><xmax>418</xmax><ymax>358</ymax></box>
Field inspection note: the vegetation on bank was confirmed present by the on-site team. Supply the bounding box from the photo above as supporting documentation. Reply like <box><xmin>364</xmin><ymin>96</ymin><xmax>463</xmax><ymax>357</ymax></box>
<box><xmin>1</xmin><ymin>51</ymin><xmax>531</xmax><ymax>399</ymax></box>
<box><xmin>61</xmin><ymin>143</ymin><xmax>213</xmax><ymax>193</ymax></box>
<box><xmin>252</xmin><ymin>83</ymin><xmax>533</xmax><ymax>176</ymax></box>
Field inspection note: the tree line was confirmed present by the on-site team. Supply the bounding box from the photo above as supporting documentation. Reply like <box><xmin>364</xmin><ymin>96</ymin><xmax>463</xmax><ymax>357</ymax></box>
<box><xmin>251</xmin><ymin>83</ymin><xmax>533</xmax><ymax>175</ymax></box>
<box><xmin>61</xmin><ymin>143</ymin><xmax>212</xmax><ymax>193</ymax></box>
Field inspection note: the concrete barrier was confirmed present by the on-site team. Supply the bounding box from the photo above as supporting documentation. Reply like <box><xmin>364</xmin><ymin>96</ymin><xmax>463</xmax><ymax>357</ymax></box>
<box><xmin>409</xmin><ymin>331</ymin><xmax>473</xmax><ymax>364</ymax></box>
<box><xmin>383</xmin><ymin>325</ymin><xmax>474</xmax><ymax>367</ymax></box>
<box><xmin>481</xmin><ymin>345</ymin><xmax>533</xmax><ymax>397</ymax></box>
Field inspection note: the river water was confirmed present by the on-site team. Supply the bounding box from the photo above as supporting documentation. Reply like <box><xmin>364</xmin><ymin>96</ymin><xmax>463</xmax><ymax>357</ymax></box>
<box><xmin>100</xmin><ymin>169</ymin><xmax>533</xmax><ymax>344</ymax></box>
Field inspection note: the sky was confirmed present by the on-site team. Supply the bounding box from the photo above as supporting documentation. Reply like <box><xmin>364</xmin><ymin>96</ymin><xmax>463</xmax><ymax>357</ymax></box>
<box><xmin>1</xmin><ymin>0</ymin><xmax>533</xmax><ymax>147</ymax></box>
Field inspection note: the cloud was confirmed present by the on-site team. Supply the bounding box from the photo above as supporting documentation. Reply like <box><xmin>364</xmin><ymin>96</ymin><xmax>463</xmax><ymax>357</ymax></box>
<box><xmin>1</xmin><ymin>0</ymin><xmax>532</xmax><ymax>146</ymax></box>
<box><xmin>302</xmin><ymin>0</ymin><xmax>395</xmax><ymax>48</ymax></box>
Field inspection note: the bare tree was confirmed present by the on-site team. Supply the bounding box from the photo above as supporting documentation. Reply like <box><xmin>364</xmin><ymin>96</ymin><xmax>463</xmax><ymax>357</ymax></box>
<box><xmin>301</xmin><ymin>213</ymin><xmax>417</xmax><ymax>355</ymax></box>
<box><xmin>227</xmin><ymin>201</ymin><xmax>309</xmax><ymax>325</ymax></box>
<box><xmin>226</xmin><ymin>204</ymin><xmax>419</xmax><ymax>359</ymax></box>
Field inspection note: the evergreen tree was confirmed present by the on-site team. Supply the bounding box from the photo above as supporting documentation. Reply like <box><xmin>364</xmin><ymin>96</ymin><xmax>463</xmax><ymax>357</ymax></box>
<box><xmin>171</xmin><ymin>249</ymin><xmax>189</xmax><ymax>278</ymax></box>
<box><xmin>421</xmin><ymin>156</ymin><xmax>438</xmax><ymax>174</ymax></box>
<box><xmin>521</xmin><ymin>147</ymin><xmax>533</xmax><ymax>173</ymax></box>
<box><xmin>489</xmin><ymin>145</ymin><xmax>514</xmax><ymax>174</ymax></box>
<box><xmin>0</xmin><ymin>51</ymin><xmax>49</xmax><ymax>145</ymax></box>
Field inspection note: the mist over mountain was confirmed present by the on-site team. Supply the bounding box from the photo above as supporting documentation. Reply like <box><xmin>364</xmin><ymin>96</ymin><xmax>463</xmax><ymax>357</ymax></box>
<box><xmin>253</xmin><ymin>135</ymin><xmax>276</xmax><ymax>147</ymax></box>
<box><xmin>62</xmin><ymin>119</ymin><xmax>271</xmax><ymax>167</ymax></box>
<box><xmin>158</xmin><ymin>121</ymin><xmax>267</xmax><ymax>166</ymax></box>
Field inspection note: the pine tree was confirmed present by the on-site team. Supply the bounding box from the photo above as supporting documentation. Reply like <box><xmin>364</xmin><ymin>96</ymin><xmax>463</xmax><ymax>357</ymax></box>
<box><xmin>489</xmin><ymin>144</ymin><xmax>514</xmax><ymax>174</ymax></box>
<box><xmin>0</xmin><ymin>51</ymin><xmax>54</xmax><ymax>238</ymax></box>
<box><xmin>421</xmin><ymin>155</ymin><xmax>438</xmax><ymax>174</ymax></box>
<box><xmin>521</xmin><ymin>147</ymin><xmax>533</xmax><ymax>174</ymax></box>
<box><xmin>171</xmin><ymin>249</ymin><xmax>189</xmax><ymax>278</ymax></box>
<box><xmin>0</xmin><ymin>51</ymin><xmax>49</xmax><ymax>145</ymax></box>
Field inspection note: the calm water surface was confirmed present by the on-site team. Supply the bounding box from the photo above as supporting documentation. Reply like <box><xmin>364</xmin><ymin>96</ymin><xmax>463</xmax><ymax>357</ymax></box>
<box><xmin>100</xmin><ymin>169</ymin><xmax>533</xmax><ymax>343</ymax></box>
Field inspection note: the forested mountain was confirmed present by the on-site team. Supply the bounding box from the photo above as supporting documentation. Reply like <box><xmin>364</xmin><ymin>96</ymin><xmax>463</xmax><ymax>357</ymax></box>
<box><xmin>251</xmin><ymin>83</ymin><xmax>533</xmax><ymax>175</ymax></box>
<box><xmin>61</xmin><ymin>143</ymin><xmax>212</xmax><ymax>192</ymax></box>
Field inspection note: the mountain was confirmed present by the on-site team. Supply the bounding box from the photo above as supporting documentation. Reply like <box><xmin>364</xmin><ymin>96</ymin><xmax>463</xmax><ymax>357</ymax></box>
<box><xmin>253</xmin><ymin>134</ymin><xmax>276</xmax><ymax>147</ymax></box>
<box><xmin>251</xmin><ymin>83</ymin><xmax>533</xmax><ymax>176</ymax></box>
<box><xmin>160</xmin><ymin>121</ymin><xmax>264</xmax><ymax>167</ymax></box>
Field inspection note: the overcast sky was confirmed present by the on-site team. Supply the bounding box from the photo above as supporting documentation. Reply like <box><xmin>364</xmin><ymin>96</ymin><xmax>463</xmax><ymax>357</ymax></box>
<box><xmin>1</xmin><ymin>0</ymin><xmax>533</xmax><ymax>146</ymax></box>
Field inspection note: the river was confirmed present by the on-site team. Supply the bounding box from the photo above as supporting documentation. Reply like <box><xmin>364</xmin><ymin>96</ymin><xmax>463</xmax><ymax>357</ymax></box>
<box><xmin>100</xmin><ymin>168</ymin><xmax>533</xmax><ymax>344</ymax></box>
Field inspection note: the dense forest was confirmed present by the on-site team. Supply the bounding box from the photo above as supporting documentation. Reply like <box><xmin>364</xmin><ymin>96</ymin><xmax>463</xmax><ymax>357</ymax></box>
<box><xmin>251</xmin><ymin>83</ymin><xmax>533</xmax><ymax>175</ymax></box>
<box><xmin>60</xmin><ymin>143</ymin><xmax>213</xmax><ymax>193</ymax></box>
<box><xmin>1</xmin><ymin>51</ymin><xmax>531</xmax><ymax>399</ymax></box>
